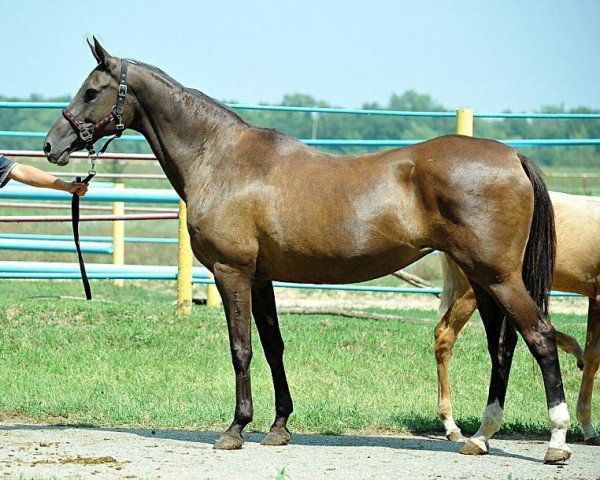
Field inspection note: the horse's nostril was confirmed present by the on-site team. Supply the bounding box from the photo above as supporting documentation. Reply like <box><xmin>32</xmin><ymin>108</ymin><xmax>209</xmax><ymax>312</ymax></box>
<box><xmin>43</xmin><ymin>142</ymin><xmax>52</xmax><ymax>154</ymax></box>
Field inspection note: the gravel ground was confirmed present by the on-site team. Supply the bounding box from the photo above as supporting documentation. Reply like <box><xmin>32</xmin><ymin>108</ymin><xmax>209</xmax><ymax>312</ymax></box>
<box><xmin>0</xmin><ymin>424</ymin><xmax>598</xmax><ymax>480</ymax></box>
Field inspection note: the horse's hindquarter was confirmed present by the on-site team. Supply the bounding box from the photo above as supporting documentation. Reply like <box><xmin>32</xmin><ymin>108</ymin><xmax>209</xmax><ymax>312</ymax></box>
<box><xmin>410</xmin><ymin>136</ymin><xmax>534</xmax><ymax>273</ymax></box>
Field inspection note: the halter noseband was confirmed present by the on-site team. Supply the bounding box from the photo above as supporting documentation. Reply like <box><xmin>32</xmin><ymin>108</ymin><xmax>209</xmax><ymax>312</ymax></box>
<box><xmin>62</xmin><ymin>59</ymin><xmax>129</xmax><ymax>157</ymax></box>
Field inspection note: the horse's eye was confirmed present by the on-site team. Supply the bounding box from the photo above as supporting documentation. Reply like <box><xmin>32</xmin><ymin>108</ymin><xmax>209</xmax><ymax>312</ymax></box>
<box><xmin>84</xmin><ymin>89</ymin><xmax>99</xmax><ymax>101</ymax></box>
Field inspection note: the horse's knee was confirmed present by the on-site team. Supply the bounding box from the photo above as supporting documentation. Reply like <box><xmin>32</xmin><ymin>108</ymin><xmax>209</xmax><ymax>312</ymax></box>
<box><xmin>231</xmin><ymin>343</ymin><xmax>253</xmax><ymax>372</ymax></box>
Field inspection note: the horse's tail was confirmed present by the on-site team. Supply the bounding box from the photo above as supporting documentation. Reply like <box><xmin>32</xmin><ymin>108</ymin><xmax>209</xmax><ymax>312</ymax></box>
<box><xmin>518</xmin><ymin>153</ymin><xmax>556</xmax><ymax>317</ymax></box>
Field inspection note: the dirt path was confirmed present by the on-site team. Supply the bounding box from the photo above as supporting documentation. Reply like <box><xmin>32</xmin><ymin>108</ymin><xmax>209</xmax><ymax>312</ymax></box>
<box><xmin>0</xmin><ymin>424</ymin><xmax>597</xmax><ymax>479</ymax></box>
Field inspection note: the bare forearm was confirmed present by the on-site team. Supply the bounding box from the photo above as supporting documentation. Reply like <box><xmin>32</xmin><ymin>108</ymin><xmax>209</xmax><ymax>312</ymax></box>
<box><xmin>9</xmin><ymin>164</ymin><xmax>69</xmax><ymax>191</ymax></box>
<box><xmin>8</xmin><ymin>164</ymin><xmax>88</xmax><ymax>196</ymax></box>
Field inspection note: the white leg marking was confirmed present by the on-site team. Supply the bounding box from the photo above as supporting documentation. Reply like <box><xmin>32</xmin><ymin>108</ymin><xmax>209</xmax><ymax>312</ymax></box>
<box><xmin>443</xmin><ymin>416</ymin><xmax>461</xmax><ymax>437</ymax></box>
<box><xmin>469</xmin><ymin>399</ymin><xmax>503</xmax><ymax>450</ymax></box>
<box><xmin>548</xmin><ymin>402</ymin><xmax>571</xmax><ymax>451</ymax></box>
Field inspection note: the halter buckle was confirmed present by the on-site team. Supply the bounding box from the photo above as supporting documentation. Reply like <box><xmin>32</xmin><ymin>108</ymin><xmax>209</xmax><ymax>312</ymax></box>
<box><xmin>80</xmin><ymin>128</ymin><xmax>94</xmax><ymax>142</ymax></box>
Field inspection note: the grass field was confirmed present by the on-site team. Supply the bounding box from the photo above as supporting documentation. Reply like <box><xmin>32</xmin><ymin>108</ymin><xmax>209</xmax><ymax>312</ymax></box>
<box><xmin>0</xmin><ymin>279</ymin><xmax>594</xmax><ymax>442</ymax></box>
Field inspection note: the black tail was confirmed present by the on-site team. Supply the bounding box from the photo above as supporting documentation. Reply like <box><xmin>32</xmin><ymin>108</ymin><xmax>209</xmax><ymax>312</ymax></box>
<box><xmin>518</xmin><ymin>153</ymin><xmax>556</xmax><ymax>317</ymax></box>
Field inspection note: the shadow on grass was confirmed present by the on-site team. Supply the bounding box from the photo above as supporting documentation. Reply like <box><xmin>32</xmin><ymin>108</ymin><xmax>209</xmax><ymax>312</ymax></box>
<box><xmin>0</xmin><ymin>422</ymin><xmax>546</xmax><ymax>463</ymax></box>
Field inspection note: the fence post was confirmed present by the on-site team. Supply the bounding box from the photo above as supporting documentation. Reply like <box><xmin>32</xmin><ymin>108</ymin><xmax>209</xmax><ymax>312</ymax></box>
<box><xmin>177</xmin><ymin>199</ymin><xmax>193</xmax><ymax>315</ymax></box>
<box><xmin>456</xmin><ymin>108</ymin><xmax>473</xmax><ymax>136</ymax></box>
<box><xmin>206</xmin><ymin>274</ymin><xmax>221</xmax><ymax>307</ymax></box>
<box><xmin>112</xmin><ymin>183</ymin><xmax>125</xmax><ymax>287</ymax></box>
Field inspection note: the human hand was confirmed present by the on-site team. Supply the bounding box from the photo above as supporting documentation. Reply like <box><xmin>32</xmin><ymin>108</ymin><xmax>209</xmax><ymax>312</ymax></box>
<box><xmin>66</xmin><ymin>181</ymin><xmax>88</xmax><ymax>196</ymax></box>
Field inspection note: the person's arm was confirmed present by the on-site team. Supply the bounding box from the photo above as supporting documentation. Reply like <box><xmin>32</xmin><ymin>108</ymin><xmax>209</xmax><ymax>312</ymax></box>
<box><xmin>8</xmin><ymin>164</ymin><xmax>88</xmax><ymax>196</ymax></box>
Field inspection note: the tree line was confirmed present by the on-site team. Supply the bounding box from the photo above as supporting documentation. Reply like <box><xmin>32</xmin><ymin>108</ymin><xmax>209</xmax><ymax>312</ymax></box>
<box><xmin>1</xmin><ymin>90</ymin><xmax>599</xmax><ymax>168</ymax></box>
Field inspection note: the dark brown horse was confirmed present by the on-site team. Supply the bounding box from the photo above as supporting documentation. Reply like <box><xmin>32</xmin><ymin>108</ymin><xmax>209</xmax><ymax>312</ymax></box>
<box><xmin>44</xmin><ymin>38</ymin><xmax>571</xmax><ymax>463</ymax></box>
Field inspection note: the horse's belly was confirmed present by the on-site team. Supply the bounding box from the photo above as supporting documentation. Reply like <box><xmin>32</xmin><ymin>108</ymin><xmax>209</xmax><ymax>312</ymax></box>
<box><xmin>256</xmin><ymin>246</ymin><xmax>430</xmax><ymax>284</ymax></box>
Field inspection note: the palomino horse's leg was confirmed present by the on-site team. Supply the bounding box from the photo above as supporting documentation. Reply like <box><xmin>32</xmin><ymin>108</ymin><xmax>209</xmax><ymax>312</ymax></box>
<box><xmin>212</xmin><ymin>263</ymin><xmax>254</xmax><ymax>450</ymax></box>
<box><xmin>462</xmin><ymin>274</ymin><xmax>571</xmax><ymax>464</ymax></box>
<box><xmin>251</xmin><ymin>280</ymin><xmax>294</xmax><ymax>446</ymax></box>
<box><xmin>435</xmin><ymin>287</ymin><xmax>476</xmax><ymax>442</ymax></box>
<box><xmin>556</xmin><ymin>332</ymin><xmax>584</xmax><ymax>371</ymax></box>
<box><xmin>576</xmin><ymin>297</ymin><xmax>600</xmax><ymax>446</ymax></box>
<box><xmin>459</xmin><ymin>283</ymin><xmax>517</xmax><ymax>456</ymax></box>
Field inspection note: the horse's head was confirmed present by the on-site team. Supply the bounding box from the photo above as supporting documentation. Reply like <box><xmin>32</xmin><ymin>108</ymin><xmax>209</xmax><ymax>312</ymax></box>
<box><xmin>44</xmin><ymin>37</ymin><xmax>135</xmax><ymax>166</ymax></box>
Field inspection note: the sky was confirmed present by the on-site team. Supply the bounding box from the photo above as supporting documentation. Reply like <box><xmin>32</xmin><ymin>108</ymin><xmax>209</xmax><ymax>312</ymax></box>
<box><xmin>1</xmin><ymin>0</ymin><xmax>599</xmax><ymax>113</ymax></box>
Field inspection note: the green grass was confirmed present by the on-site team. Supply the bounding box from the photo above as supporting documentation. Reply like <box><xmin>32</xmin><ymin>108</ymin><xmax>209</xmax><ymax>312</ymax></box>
<box><xmin>0</xmin><ymin>279</ymin><xmax>595</xmax><ymax>441</ymax></box>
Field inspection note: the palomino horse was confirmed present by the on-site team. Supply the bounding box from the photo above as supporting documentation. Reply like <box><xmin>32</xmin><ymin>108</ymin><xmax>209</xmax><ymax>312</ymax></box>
<box><xmin>43</xmin><ymin>38</ymin><xmax>570</xmax><ymax>463</ymax></box>
<box><xmin>436</xmin><ymin>191</ymin><xmax>600</xmax><ymax>445</ymax></box>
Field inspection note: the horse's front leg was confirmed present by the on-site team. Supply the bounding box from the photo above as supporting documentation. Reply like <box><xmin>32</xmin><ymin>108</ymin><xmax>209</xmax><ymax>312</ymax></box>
<box><xmin>252</xmin><ymin>280</ymin><xmax>293</xmax><ymax>446</ymax></box>
<box><xmin>213</xmin><ymin>262</ymin><xmax>254</xmax><ymax>450</ymax></box>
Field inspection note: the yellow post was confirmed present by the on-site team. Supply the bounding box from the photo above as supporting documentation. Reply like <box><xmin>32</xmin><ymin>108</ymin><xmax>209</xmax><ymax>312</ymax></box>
<box><xmin>177</xmin><ymin>199</ymin><xmax>193</xmax><ymax>315</ymax></box>
<box><xmin>455</xmin><ymin>108</ymin><xmax>474</xmax><ymax>334</ymax></box>
<box><xmin>206</xmin><ymin>273</ymin><xmax>221</xmax><ymax>307</ymax></box>
<box><xmin>112</xmin><ymin>183</ymin><xmax>125</xmax><ymax>287</ymax></box>
<box><xmin>456</xmin><ymin>108</ymin><xmax>474</xmax><ymax>137</ymax></box>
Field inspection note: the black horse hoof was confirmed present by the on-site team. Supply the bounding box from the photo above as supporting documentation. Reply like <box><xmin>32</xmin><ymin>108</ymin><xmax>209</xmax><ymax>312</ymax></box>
<box><xmin>261</xmin><ymin>427</ymin><xmax>291</xmax><ymax>446</ymax></box>
<box><xmin>214</xmin><ymin>432</ymin><xmax>244</xmax><ymax>450</ymax></box>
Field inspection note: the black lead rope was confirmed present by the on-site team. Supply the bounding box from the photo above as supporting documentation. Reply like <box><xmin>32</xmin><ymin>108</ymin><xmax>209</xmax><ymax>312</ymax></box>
<box><xmin>72</xmin><ymin>172</ymin><xmax>96</xmax><ymax>300</ymax></box>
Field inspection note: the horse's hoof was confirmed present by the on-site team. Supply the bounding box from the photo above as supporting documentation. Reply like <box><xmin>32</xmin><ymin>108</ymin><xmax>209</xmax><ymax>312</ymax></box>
<box><xmin>446</xmin><ymin>430</ymin><xmax>467</xmax><ymax>442</ymax></box>
<box><xmin>261</xmin><ymin>427</ymin><xmax>291</xmax><ymax>446</ymax></box>
<box><xmin>543</xmin><ymin>447</ymin><xmax>571</xmax><ymax>464</ymax></box>
<box><xmin>584</xmin><ymin>436</ymin><xmax>600</xmax><ymax>446</ymax></box>
<box><xmin>459</xmin><ymin>439</ymin><xmax>489</xmax><ymax>455</ymax></box>
<box><xmin>213</xmin><ymin>432</ymin><xmax>244</xmax><ymax>450</ymax></box>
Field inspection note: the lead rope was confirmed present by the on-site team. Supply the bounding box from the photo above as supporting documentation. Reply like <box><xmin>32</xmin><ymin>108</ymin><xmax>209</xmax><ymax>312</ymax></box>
<box><xmin>72</xmin><ymin>156</ymin><xmax>97</xmax><ymax>300</ymax></box>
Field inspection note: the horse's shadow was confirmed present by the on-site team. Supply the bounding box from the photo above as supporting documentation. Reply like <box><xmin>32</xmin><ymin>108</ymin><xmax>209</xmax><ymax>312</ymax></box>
<box><xmin>0</xmin><ymin>423</ymin><xmax>540</xmax><ymax>463</ymax></box>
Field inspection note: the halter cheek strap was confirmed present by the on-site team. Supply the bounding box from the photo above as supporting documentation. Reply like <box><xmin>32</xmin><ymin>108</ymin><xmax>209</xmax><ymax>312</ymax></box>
<box><xmin>62</xmin><ymin>59</ymin><xmax>129</xmax><ymax>157</ymax></box>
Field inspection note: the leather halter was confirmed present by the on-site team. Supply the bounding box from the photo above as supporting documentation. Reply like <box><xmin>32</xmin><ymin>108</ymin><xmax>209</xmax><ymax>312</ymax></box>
<box><xmin>62</xmin><ymin>59</ymin><xmax>129</xmax><ymax>156</ymax></box>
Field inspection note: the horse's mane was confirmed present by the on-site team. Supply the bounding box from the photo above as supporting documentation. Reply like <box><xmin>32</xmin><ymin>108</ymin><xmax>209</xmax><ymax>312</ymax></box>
<box><xmin>126</xmin><ymin>58</ymin><xmax>248</xmax><ymax>124</ymax></box>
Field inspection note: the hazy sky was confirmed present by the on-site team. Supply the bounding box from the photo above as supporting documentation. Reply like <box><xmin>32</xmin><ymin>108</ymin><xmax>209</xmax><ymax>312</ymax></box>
<box><xmin>2</xmin><ymin>0</ymin><xmax>599</xmax><ymax>112</ymax></box>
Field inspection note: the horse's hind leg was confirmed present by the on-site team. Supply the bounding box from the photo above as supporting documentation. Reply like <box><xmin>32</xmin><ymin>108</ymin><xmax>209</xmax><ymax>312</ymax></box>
<box><xmin>435</xmin><ymin>257</ymin><xmax>477</xmax><ymax>441</ymax></box>
<box><xmin>464</xmin><ymin>274</ymin><xmax>571</xmax><ymax>464</ymax></box>
<box><xmin>556</xmin><ymin>331</ymin><xmax>584</xmax><ymax>370</ymax></box>
<box><xmin>459</xmin><ymin>283</ymin><xmax>517</xmax><ymax>456</ymax></box>
<box><xmin>251</xmin><ymin>280</ymin><xmax>294</xmax><ymax>446</ymax></box>
<box><xmin>576</xmin><ymin>296</ymin><xmax>600</xmax><ymax>446</ymax></box>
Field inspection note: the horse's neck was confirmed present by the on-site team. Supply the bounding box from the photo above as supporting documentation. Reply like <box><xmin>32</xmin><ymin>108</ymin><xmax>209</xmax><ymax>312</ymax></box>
<box><xmin>130</xmin><ymin>66</ymin><xmax>246</xmax><ymax>200</ymax></box>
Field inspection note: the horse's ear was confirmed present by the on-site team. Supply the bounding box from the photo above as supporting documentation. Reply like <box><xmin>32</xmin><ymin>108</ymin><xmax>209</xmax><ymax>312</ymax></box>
<box><xmin>88</xmin><ymin>36</ymin><xmax>114</xmax><ymax>68</ymax></box>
